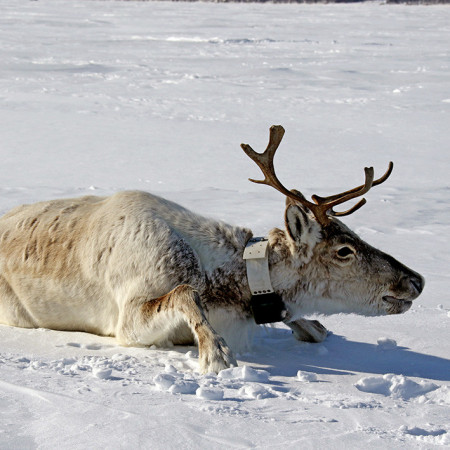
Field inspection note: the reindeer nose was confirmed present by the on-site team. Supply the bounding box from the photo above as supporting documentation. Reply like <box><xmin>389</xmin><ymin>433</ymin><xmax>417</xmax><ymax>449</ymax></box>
<box><xmin>400</xmin><ymin>273</ymin><xmax>425</xmax><ymax>296</ymax></box>
<box><xmin>410</xmin><ymin>274</ymin><xmax>425</xmax><ymax>294</ymax></box>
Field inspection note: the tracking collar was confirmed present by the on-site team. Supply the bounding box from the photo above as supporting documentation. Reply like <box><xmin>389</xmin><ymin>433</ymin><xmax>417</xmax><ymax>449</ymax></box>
<box><xmin>243</xmin><ymin>237</ymin><xmax>287</xmax><ymax>325</ymax></box>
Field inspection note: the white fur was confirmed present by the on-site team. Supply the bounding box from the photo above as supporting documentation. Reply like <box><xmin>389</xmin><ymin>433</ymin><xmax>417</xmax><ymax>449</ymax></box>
<box><xmin>206</xmin><ymin>308</ymin><xmax>257</xmax><ymax>354</ymax></box>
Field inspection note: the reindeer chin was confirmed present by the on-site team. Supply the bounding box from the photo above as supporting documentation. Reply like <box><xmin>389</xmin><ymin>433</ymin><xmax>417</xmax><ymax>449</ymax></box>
<box><xmin>382</xmin><ymin>296</ymin><xmax>413</xmax><ymax>314</ymax></box>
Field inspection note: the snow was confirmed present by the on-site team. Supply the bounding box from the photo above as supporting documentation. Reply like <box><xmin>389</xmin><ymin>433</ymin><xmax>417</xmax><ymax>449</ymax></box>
<box><xmin>355</xmin><ymin>374</ymin><xmax>439</xmax><ymax>400</ymax></box>
<box><xmin>376</xmin><ymin>337</ymin><xmax>398</xmax><ymax>349</ymax></box>
<box><xmin>218</xmin><ymin>366</ymin><xmax>271</xmax><ymax>383</ymax></box>
<box><xmin>0</xmin><ymin>0</ymin><xmax>449</xmax><ymax>448</ymax></box>
<box><xmin>297</xmin><ymin>370</ymin><xmax>319</xmax><ymax>382</ymax></box>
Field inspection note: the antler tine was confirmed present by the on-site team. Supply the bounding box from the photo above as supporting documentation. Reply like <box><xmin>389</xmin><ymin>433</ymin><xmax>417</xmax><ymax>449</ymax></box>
<box><xmin>241</xmin><ymin>125</ymin><xmax>289</xmax><ymax>192</ymax></box>
<box><xmin>331</xmin><ymin>198</ymin><xmax>367</xmax><ymax>217</ymax></box>
<box><xmin>242</xmin><ymin>126</ymin><xmax>394</xmax><ymax>227</ymax></box>
<box><xmin>313</xmin><ymin>166</ymin><xmax>373</xmax><ymax>219</ymax></box>
<box><xmin>241</xmin><ymin>125</ymin><xmax>315</xmax><ymax>204</ymax></box>
<box><xmin>312</xmin><ymin>162</ymin><xmax>393</xmax><ymax>205</ymax></box>
<box><xmin>241</xmin><ymin>125</ymin><xmax>286</xmax><ymax>186</ymax></box>
<box><xmin>241</xmin><ymin>125</ymin><xmax>329</xmax><ymax>223</ymax></box>
<box><xmin>325</xmin><ymin>166</ymin><xmax>375</xmax><ymax>212</ymax></box>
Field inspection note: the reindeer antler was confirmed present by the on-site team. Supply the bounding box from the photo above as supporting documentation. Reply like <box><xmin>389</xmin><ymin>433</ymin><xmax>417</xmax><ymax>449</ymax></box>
<box><xmin>241</xmin><ymin>125</ymin><xmax>393</xmax><ymax>226</ymax></box>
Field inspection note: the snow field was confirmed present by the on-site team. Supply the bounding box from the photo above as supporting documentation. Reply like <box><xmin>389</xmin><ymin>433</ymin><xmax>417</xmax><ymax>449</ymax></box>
<box><xmin>1</xmin><ymin>321</ymin><xmax>448</xmax><ymax>448</ymax></box>
<box><xmin>0</xmin><ymin>0</ymin><xmax>449</xmax><ymax>448</ymax></box>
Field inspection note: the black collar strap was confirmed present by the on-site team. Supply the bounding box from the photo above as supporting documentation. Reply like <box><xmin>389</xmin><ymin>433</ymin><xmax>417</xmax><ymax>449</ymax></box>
<box><xmin>244</xmin><ymin>237</ymin><xmax>287</xmax><ymax>324</ymax></box>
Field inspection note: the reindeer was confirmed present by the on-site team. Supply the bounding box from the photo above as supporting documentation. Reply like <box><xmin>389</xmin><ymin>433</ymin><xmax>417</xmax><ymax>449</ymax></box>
<box><xmin>0</xmin><ymin>126</ymin><xmax>424</xmax><ymax>373</ymax></box>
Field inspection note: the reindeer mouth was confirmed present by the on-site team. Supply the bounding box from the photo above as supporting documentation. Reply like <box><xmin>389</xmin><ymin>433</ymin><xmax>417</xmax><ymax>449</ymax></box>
<box><xmin>382</xmin><ymin>296</ymin><xmax>412</xmax><ymax>314</ymax></box>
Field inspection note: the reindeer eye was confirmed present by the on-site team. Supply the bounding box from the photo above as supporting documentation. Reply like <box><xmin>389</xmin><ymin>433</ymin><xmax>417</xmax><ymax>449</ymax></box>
<box><xmin>336</xmin><ymin>246</ymin><xmax>355</xmax><ymax>258</ymax></box>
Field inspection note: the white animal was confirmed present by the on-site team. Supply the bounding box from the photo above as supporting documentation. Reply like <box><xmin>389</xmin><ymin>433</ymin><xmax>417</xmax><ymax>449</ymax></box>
<box><xmin>0</xmin><ymin>126</ymin><xmax>424</xmax><ymax>373</ymax></box>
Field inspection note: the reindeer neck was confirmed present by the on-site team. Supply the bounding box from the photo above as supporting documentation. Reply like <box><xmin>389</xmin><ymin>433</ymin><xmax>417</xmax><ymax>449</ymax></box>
<box><xmin>266</xmin><ymin>228</ymin><xmax>302</xmax><ymax>296</ymax></box>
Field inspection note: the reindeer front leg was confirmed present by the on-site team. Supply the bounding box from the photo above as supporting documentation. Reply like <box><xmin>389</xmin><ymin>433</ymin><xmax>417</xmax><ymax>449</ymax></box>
<box><xmin>285</xmin><ymin>317</ymin><xmax>328</xmax><ymax>343</ymax></box>
<box><xmin>117</xmin><ymin>284</ymin><xmax>237</xmax><ymax>374</ymax></box>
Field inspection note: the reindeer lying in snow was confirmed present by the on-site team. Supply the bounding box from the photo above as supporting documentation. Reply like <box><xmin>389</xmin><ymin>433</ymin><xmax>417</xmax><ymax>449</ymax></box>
<box><xmin>0</xmin><ymin>126</ymin><xmax>424</xmax><ymax>373</ymax></box>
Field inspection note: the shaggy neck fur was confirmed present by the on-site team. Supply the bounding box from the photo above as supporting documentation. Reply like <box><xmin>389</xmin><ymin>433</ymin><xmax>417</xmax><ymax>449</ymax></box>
<box><xmin>265</xmin><ymin>226</ymin><xmax>332</xmax><ymax>319</ymax></box>
<box><xmin>267</xmin><ymin>228</ymin><xmax>311</xmax><ymax>291</ymax></box>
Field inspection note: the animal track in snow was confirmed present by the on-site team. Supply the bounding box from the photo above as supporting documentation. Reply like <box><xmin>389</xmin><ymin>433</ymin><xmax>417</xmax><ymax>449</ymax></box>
<box><xmin>60</xmin><ymin>342</ymin><xmax>113</xmax><ymax>351</ymax></box>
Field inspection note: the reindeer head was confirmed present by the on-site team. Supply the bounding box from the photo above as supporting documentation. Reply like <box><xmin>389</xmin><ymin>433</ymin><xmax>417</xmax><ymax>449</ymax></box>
<box><xmin>242</xmin><ymin>126</ymin><xmax>424</xmax><ymax>317</ymax></box>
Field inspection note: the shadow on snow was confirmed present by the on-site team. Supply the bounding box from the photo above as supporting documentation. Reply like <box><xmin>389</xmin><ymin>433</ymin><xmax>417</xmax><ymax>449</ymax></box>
<box><xmin>242</xmin><ymin>329</ymin><xmax>450</xmax><ymax>382</ymax></box>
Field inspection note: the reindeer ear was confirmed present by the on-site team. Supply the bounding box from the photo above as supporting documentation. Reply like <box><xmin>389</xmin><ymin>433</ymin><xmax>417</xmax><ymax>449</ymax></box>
<box><xmin>285</xmin><ymin>204</ymin><xmax>310</xmax><ymax>242</ymax></box>
<box><xmin>285</xmin><ymin>204</ymin><xmax>322</xmax><ymax>251</ymax></box>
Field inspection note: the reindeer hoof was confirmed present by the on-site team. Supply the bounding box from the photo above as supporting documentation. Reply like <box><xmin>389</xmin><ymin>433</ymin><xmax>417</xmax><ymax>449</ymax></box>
<box><xmin>199</xmin><ymin>336</ymin><xmax>237</xmax><ymax>374</ymax></box>
<box><xmin>289</xmin><ymin>318</ymin><xmax>328</xmax><ymax>343</ymax></box>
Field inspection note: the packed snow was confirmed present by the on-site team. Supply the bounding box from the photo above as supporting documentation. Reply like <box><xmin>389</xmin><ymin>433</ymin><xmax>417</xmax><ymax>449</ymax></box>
<box><xmin>0</xmin><ymin>0</ymin><xmax>449</xmax><ymax>448</ymax></box>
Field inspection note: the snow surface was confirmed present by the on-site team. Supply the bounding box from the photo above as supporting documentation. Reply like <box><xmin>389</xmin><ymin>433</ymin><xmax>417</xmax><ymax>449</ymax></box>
<box><xmin>0</xmin><ymin>0</ymin><xmax>449</xmax><ymax>448</ymax></box>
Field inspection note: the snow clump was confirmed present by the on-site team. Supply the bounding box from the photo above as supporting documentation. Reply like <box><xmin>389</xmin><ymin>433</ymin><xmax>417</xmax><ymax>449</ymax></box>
<box><xmin>355</xmin><ymin>374</ymin><xmax>439</xmax><ymax>400</ymax></box>
<box><xmin>376</xmin><ymin>337</ymin><xmax>397</xmax><ymax>350</ymax></box>
<box><xmin>297</xmin><ymin>370</ymin><xmax>318</xmax><ymax>382</ymax></box>
<box><xmin>218</xmin><ymin>365</ymin><xmax>270</xmax><ymax>382</ymax></box>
